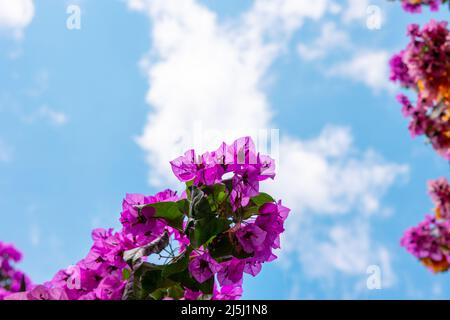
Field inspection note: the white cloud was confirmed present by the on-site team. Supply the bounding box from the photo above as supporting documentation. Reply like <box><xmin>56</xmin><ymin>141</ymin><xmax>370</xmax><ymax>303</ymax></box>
<box><xmin>129</xmin><ymin>0</ymin><xmax>407</xmax><ymax>293</ymax></box>
<box><xmin>286</xmin><ymin>219</ymin><xmax>396</xmax><ymax>285</ymax></box>
<box><xmin>296</xmin><ymin>2</ymin><xmax>391</xmax><ymax>93</ymax></box>
<box><xmin>328</xmin><ymin>2</ymin><xmax>343</xmax><ymax>15</ymax></box>
<box><xmin>328</xmin><ymin>51</ymin><xmax>395</xmax><ymax>93</ymax></box>
<box><xmin>269</xmin><ymin>127</ymin><xmax>406</xmax><ymax>288</ymax></box>
<box><xmin>0</xmin><ymin>0</ymin><xmax>34</xmax><ymax>38</ymax></box>
<box><xmin>38</xmin><ymin>106</ymin><xmax>68</xmax><ymax>126</ymax></box>
<box><xmin>267</xmin><ymin>127</ymin><xmax>408</xmax><ymax>215</ymax></box>
<box><xmin>342</xmin><ymin>0</ymin><xmax>370</xmax><ymax>23</ymax></box>
<box><xmin>297</xmin><ymin>22</ymin><xmax>350</xmax><ymax>61</ymax></box>
<box><xmin>129</xmin><ymin>0</ymin><xmax>328</xmax><ymax>186</ymax></box>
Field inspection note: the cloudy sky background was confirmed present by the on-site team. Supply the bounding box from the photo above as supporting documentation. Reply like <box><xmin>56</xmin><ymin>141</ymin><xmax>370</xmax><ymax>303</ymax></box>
<box><xmin>0</xmin><ymin>0</ymin><xmax>449</xmax><ymax>299</ymax></box>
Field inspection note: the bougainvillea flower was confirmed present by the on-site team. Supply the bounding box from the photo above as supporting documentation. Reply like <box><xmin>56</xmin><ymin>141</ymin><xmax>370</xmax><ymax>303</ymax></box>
<box><xmin>400</xmin><ymin>0</ymin><xmax>445</xmax><ymax>13</ymax></box>
<box><xmin>188</xmin><ymin>253</ymin><xmax>222</xmax><ymax>284</ymax></box>
<box><xmin>217</xmin><ymin>259</ymin><xmax>245</xmax><ymax>286</ymax></box>
<box><xmin>390</xmin><ymin>20</ymin><xmax>450</xmax><ymax>160</ymax></box>
<box><xmin>3</xmin><ymin>136</ymin><xmax>289</xmax><ymax>300</ymax></box>
<box><xmin>429</xmin><ymin>177</ymin><xmax>450</xmax><ymax>220</ymax></box>
<box><xmin>401</xmin><ymin>215</ymin><xmax>450</xmax><ymax>273</ymax></box>
<box><xmin>5</xmin><ymin>285</ymin><xmax>68</xmax><ymax>300</ymax></box>
<box><xmin>236</xmin><ymin>224</ymin><xmax>267</xmax><ymax>254</ymax></box>
<box><xmin>0</xmin><ymin>242</ymin><xmax>32</xmax><ymax>300</ymax></box>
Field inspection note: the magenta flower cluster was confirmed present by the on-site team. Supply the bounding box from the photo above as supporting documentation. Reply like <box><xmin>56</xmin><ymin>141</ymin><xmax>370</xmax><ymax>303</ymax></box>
<box><xmin>400</xmin><ymin>0</ymin><xmax>447</xmax><ymax>13</ymax></box>
<box><xmin>168</xmin><ymin>136</ymin><xmax>288</xmax><ymax>299</ymax></box>
<box><xmin>389</xmin><ymin>20</ymin><xmax>450</xmax><ymax>160</ymax></box>
<box><xmin>4</xmin><ymin>137</ymin><xmax>289</xmax><ymax>300</ymax></box>
<box><xmin>170</xmin><ymin>136</ymin><xmax>276</xmax><ymax>211</ymax></box>
<box><xmin>401</xmin><ymin>178</ymin><xmax>450</xmax><ymax>273</ymax></box>
<box><xmin>0</xmin><ymin>242</ymin><xmax>32</xmax><ymax>299</ymax></box>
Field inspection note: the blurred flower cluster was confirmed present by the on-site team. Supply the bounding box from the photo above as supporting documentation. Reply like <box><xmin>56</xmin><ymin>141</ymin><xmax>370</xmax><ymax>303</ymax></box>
<box><xmin>401</xmin><ymin>178</ymin><xmax>450</xmax><ymax>272</ymax></box>
<box><xmin>399</xmin><ymin>0</ymin><xmax>448</xmax><ymax>13</ymax></box>
<box><xmin>390</xmin><ymin>20</ymin><xmax>450</xmax><ymax>160</ymax></box>
<box><xmin>0</xmin><ymin>242</ymin><xmax>32</xmax><ymax>299</ymax></box>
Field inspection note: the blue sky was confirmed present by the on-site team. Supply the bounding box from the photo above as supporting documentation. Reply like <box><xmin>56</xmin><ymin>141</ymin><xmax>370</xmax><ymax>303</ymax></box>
<box><xmin>0</xmin><ymin>0</ymin><xmax>449</xmax><ymax>299</ymax></box>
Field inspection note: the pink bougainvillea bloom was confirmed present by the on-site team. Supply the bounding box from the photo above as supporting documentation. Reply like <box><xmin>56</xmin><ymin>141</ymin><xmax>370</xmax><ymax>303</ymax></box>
<box><xmin>400</xmin><ymin>0</ymin><xmax>444</xmax><ymax>13</ymax></box>
<box><xmin>401</xmin><ymin>215</ymin><xmax>450</xmax><ymax>273</ymax></box>
<box><xmin>188</xmin><ymin>253</ymin><xmax>222</xmax><ymax>284</ymax></box>
<box><xmin>1</xmin><ymin>136</ymin><xmax>290</xmax><ymax>300</ymax></box>
<box><xmin>213</xmin><ymin>282</ymin><xmax>243</xmax><ymax>300</ymax></box>
<box><xmin>236</xmin><ymin>224</ymin><xmax>267</xmax><ymax>254</ymax></box>
<box><xmin>390</xmin><ymin>20</ymin><xmax>450</xmax><ymax>160</ymax></box>
<box><xmin>0</xmin><ymin>242</ymin><xmax>32</xmax><ymax>300</ymax></box>
<box><xmin>5</xmin><ymin>285</ymin><xmax>69</xmax><ymax>300</ymax></box>
<box><xmin>217</xmin><ymin>259</ymin><xmax>245</xmax><ymax>286</ymax></box>
<box><xmin>170</xmin><ymin>150</ymin><xmax>198</xmax><ymax>182</ymax></box>
<box><xmin>429</xmin><ymin>177</ymin><xmax>450</xmax><ymax>220</ymax></box>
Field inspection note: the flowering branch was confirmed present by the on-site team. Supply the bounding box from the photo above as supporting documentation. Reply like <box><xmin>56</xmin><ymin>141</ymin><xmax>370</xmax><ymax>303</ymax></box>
<box><xmin>401</xmin><ymin>178</ymin><xmax>450</xmax><ymax>272</ymax></box>
<box><xmin>390</xmin><ymin>20</ymin><xmax>450</xmax><ymax>161</ymax></box>
<box><xmin>0</xmin><ymin>242</ymin><xmax>32</xmax><ymax>299</ymax></box>
<box><xmin>4</xmin><ymin>137</ymin><xmax>289</xmax><ymax>300</ymax></box>
<box><xmin>395</xmin><ymin>0</ymin><xmax>449</xmax><ymax>13</ymax></box>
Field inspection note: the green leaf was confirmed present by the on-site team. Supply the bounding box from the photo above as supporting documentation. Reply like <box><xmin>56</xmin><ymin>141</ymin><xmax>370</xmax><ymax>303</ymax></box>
<box><xmin>186</xmin><ymin>180</ymin><xmax>194</xmax><ymax>188</ymax></box>
<box><xmin>130</xmin><ymin>263</ymin><xmax>175</xmax><ymax>300</ymax></box>
<box><xmin>197</xmin><ymin>277</ymin><xmax>215</xmax><ymax>294</ymax></box>
<box><xmin>168</xmin><ymin>269</ymin><xmax>213</xmax><ymax>294</ymax></box>
<box><xmin>142</xmin><ymin>200</ymin><xmax>187</xmax><ymax>229</ymax></box>
<box><xmin>149</xmin><ymin>288</ymin><xmax>167</xmax><ymax>300</ymax></box>
<box><xmin>189</xmin><ymin>188</ymin><xmax>212</xmax><ymax>219</ymax></box>
<box><xmin>122</xmin><ymin>268</ymin><xmax>131</xmax><ymax>281</ymax></box>
<box><xmin>121</xmin><ymin>273</ymin><xmax>136</xmax><ymax>300</ymax></box>
<box><xmin>242</xmin><ymin>205</ymin><xmax>259</xmax><ymax>220</ymax></box>
<box><xmin>187</xmin><ymin>186</ymin><xmax>231</xmax><ymax>248</ymax></box>
<box><xmin>208</xmin><ymin>233</ymin><xmax>252</xmax><ymax>260</ymax></box>
<box><xmin>204</xmin><ymin>184</ymin><xmax>227</xmax><ymax>203</ymax></box>
<box><xmin>123</xmin><ymin>262</ymin><xmax>186</xmax><ymax>300</ymax></box>
<box><xmin>167</xmin><ymin>284</ymin><xmax>185</xmax><ymax>300</ymax></box>
<box><xmin>162</xmin><ymin>248</ymin><xmax>192</xmax><ymax>278</ymax></box>
<box><xmin>250</xmin><ymin>192</ymin><xmax>275</xmax><ymax>207</ymax></box>
<box><xmin>232</xmin><ymin>244</ymin><xmax>254</xmax><ymax>259</ymax></box>
<box><xmin>184</xmin><ymin>218</ymin><xmax>195</xmax><ymax>234</ymax></box>
<box><xmin>122</xmin><ymin>262</ymin><xmax>160</xmax><ymax>300</ymax></box>
<box><xmin>190</xmin><ymin>217</ymin><xmax>230</xmax><ymax>248</ymax></box>
<box><xmin>167</xmin><ymin>269</ymin><xmax>195</xmax><ymax>289</ymax></box>
<box><xmin>141</xmin><ymin>269</ymin><xmax>163</xmax><ymax>294</ymax></box>
<box><xmin>208</xmin><ymin>234</ymin><xmax>233</xmax><ymax>261</ymax></box>
<box><xmin>177</xmin><ymin>199</ymin><xmax>189</xmax><ymax>216</ymax></box>
<box><xmin>213</xmin><ymin>184</ymin><xmax>227</xmax><ymax>200</ymax></box>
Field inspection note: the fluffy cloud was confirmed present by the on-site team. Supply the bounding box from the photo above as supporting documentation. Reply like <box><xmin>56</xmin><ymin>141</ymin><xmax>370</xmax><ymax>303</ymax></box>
<box><xmin>128</xmin><ymin>0</ymin><xmax>407</xmax><ymax>294</ymax></box>
<box><xmin>129</xmin><ymin>0</ymin><xmax>328</xmax><ymax>186</ymax></box>
<box><xmin>267</xmin><ymin>126</ymin><xmax>408</xmax><ymax>215</ymax></box>
<box><xmin>341</xmin><ymin>0</ymin><xmax>370</xmax><ymax>23</ymax></box>
<box><xmin>296</xmin><ymin>2</ymin><xmax>392</xmax><ymax>93</ymax></box>
<box><xmin>0</xmin><ymin>0</ymin><xmax>34</xmax><ymax>37</ymax></box>
<box><xmin>297</xmin><ymin>22</ymin><xmax>350</xmax><ymax>61</ymax></box>
<box><xmin>328</xmin><ymin>51</ymin><xmax>395</xmax><ymax>93</ymax></box>
<box><xmin>38</xmin><ymin>106</ymin><xmax>68</xmax><ymax>126</ymax></box>
<box><xmin>269</xmin><ymin>127</ymin><xmax>406</xmax><ymax>289</ymax></box>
